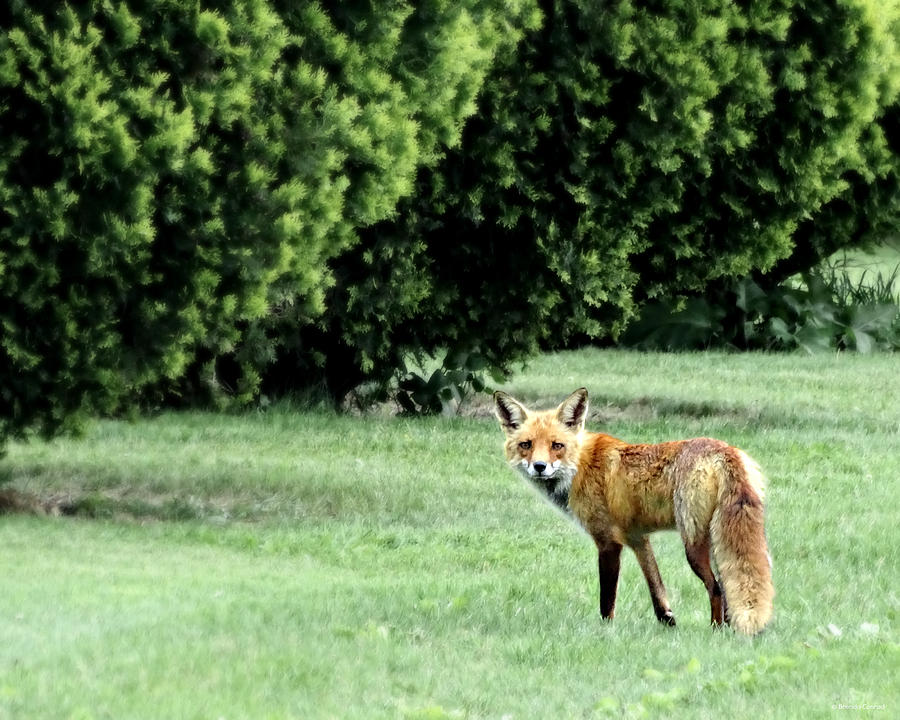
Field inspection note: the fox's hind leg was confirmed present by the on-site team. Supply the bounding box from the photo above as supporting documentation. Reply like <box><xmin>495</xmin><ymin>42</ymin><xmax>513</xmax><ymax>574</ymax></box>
<box><xmin>684</xmin><ymin>536</ymin><xmax>726</xmax><ymax>626</ymax></box>
<box><xmin>630</xmin><ymin>535</ymin><xmax>676</xmax><ymax>626</ymax></box>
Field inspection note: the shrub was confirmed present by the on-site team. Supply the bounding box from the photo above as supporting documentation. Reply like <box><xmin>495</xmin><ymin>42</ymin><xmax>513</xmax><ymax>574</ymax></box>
<box><xmin>3</xmin><ymin>0</ymin><xmax>315</xmax><ymax>442</ymax></box>
<box><xmin>1</xmin><ymin>1</ymin><xmax>521</xmax><ymax>442</ymax></box>
<box><xmin>277</xmin><ymin>0</ymin><xmax>900</xmax><ymax>403</ymax></box>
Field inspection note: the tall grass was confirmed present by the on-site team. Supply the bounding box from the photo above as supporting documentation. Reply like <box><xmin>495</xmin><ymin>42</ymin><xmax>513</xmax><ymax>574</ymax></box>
<box><xmin>2</xmin><ymin>350</ymin><xmax>898</xmax><ymax>718</ymax></box>
<box><xmin>820</xmin><ymin>249</ymin><xmax>900</xmax><ymax>307</ymax></box>
<box><xmin>824</xmin><ymin>239</ymin><xmax>900</xmax><ymax>304</ymax></box>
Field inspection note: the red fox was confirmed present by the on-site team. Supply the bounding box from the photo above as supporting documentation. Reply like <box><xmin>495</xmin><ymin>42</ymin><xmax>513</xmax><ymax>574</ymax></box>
<box><xmin>493</xmin><ymin>388</ymin><xmax>774</xmax><ymax>635</ymax></box>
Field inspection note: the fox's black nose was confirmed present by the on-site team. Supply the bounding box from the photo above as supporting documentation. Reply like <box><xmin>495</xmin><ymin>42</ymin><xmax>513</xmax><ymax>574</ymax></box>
<box><xmin>533</xmin><ymin>461</ymin><xmax>547</xmax><ymax>475</ymax></box>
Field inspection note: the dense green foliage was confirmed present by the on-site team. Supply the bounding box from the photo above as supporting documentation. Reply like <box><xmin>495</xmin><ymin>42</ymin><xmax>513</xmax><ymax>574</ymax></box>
<box><xmin>289</xmin><ymin>0</ymin><xmax>900</xmax><ymax>403</ymax></box>
<box><xmin>0</xmin><ymin>0</ymin><xmax>530</xmax><ymax>441</ymax></box>
<box><xmin>3</xmin><ymin>1</ymin><xmax>899</xmax><ymax>435</ymax></box>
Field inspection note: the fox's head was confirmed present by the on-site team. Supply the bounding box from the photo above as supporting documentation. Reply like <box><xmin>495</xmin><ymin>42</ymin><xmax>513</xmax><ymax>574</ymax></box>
<box><xmin>492</xmin><ymin>388</ymin><xmax>589</xmax><ymax>514</ymax></box>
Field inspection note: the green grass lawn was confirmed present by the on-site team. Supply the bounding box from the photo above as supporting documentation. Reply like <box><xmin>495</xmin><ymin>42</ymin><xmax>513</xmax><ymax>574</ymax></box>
<box><xmin>2</xmin><ymin>349</ymin><xmax>898</xmax><ymax>719</ymax></box>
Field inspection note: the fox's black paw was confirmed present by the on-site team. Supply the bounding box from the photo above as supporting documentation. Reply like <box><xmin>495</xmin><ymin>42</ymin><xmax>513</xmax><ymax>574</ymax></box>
<box><xmin>658</xmin><ymin>611</ymin><xmax>676</xmax><ymax>627</ymax></box>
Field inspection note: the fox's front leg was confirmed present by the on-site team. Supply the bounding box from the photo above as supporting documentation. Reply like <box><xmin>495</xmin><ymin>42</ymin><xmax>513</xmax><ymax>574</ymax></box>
<box><xmin>596</xmin><ymin>542</ymin><xmax>622</xmax><ymax>619</ymax></box>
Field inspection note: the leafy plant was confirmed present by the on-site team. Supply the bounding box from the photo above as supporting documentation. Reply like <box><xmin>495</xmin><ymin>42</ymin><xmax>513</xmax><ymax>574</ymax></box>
<box><xmin>395</xmin><ymin>350</ymin><xmax>499</xmax><ymax>416</ymax></box>
<box><xmin>621</xmin><ymin>263</ymin><xmax>900</xmax><ymax>354</ymax></box>
<box><xmin>344</xmin><ymin>350</ymin><xmax>501</xmax><ymax>416</ymax></box>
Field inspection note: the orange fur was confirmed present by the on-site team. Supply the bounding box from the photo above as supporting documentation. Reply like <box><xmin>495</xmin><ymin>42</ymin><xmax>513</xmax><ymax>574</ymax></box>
<box><xmin>494</xmin><ymin>388</ymin><xmax>774</xmax><ymax>636</ymax></box>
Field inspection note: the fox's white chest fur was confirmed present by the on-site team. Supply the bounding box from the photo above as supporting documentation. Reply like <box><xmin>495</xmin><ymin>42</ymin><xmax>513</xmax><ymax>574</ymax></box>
<box><xmin>515</xmin><ymin>459</ymin><xmax>576</xmax><ymax>517</ymax></box>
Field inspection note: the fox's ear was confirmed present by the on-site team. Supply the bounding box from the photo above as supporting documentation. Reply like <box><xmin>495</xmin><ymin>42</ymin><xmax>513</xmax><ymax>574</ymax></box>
<box><xmin>557</xmin><ymin>387</ymin><xmax>588</xmax><ymax>430</ymax></box>
<box><xmin>493</xmin><ymin>391</ymin><xmax>528</xmax><ymax>433</ymax></box>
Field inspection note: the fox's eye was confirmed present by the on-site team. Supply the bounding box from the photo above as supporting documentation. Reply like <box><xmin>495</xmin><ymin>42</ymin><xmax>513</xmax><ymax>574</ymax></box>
<box><xmin>551</xmin><ymin>441</ymin><xmax>565</xmax><ymax>451</ymax></box>
<box><xmin>518</xmin><ymin>440</ymin><xmax>532</xmax><ymax>450</ymax></box>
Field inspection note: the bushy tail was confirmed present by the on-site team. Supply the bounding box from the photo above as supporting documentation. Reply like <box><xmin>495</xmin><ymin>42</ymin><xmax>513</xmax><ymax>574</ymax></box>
<box><xmin>710</xmin><ymin>449</ymin><xmax>774</xmax><ymax>636</ymax></box>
